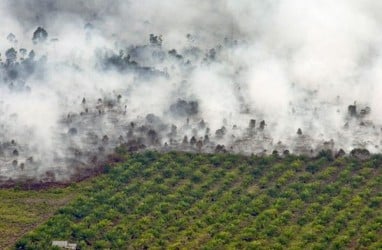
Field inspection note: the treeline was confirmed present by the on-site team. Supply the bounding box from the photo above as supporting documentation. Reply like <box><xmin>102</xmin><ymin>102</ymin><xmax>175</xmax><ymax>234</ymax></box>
<box><xmin>15</xmin><ymin>151</ymin><xmax>382</xmax><ymax>249</ymax></box>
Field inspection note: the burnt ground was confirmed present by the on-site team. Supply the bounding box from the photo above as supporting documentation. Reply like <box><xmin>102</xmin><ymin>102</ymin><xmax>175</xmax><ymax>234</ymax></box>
<box><xmin>0</xmin><ymin>152</ymin><xmax>125</xmax><ymax>190</ymax></box>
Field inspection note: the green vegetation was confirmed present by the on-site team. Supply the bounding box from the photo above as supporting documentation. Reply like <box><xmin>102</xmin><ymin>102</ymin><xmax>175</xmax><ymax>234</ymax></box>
<box><xmin>0</xmin><ymin>186</ymin><xmax>76</xmax><ymax>249</ymax></box>
<box><xmin>8</xmin><ymin>152</ymin><xmax>382</xmax><ymax>249</ymax></box>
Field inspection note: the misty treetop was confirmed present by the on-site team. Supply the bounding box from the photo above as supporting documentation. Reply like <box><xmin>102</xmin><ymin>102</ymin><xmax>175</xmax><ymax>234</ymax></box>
<box><xmin>32</xmin><ymin>27</ymin><xmax>48</xmax><ymax>44</ymax></box>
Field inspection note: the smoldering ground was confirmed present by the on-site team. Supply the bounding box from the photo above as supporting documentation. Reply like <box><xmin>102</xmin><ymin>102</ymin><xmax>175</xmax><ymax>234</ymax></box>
<box><xmin>1</xmin><ymin>0</ymin><xmax>382</xmax><ymax>183</ymax></box>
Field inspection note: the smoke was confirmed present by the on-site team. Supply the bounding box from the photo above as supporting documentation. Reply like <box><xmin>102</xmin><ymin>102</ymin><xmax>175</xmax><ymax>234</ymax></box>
<box><xmin>1</xmin><ymin>0</ymin><xmax>382</xmax><ymax>182</ymax></box>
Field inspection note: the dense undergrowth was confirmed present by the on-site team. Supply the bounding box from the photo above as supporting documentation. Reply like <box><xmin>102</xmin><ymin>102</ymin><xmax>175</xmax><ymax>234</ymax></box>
<box><xmin>14</xmin><ymin>151</ymin><xmax>382</xmax><ymax>249</ymax></box>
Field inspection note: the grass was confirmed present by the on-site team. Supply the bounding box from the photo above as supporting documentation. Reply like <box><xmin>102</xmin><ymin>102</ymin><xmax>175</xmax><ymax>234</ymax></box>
<box><xmin>0</xmin><ymin>177</ymin><xmax>99</xmax><ymax>249</ymax></box>
<box><xmin>0</xmin><ymin>187</ymin><xmax>76</xmax><ymax>249</ymax></box>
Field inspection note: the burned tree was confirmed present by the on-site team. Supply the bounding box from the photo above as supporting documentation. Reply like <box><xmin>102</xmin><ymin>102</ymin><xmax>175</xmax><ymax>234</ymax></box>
<box><xmin>5</xmin><ymin>48</ymin><xmax>17</xmax><ymax>63</ymax></box>
<box><xmin>169</xmin><ymin>99</ymin><xmax>199</xmax><ymax>117</ymax></box>
<box><xmin>149</xmin><ymin>34</ymin><xmax>162</xmax><ymax>47</ymax></box>
<box><xmin>249</xmin><ymin>119</ymin><xmax>256</xmax><ymax>130</ymax></box>
<box><xmin>190</xmin><ymin>136</ymin><xmax>197</xmax><ymax>145</ymax></box>
<box><xmin>147</xmin><ymin>129</ymin><xmax>160</xmax><ymax>145</ymax></box>
<box><xmin>32</xmin><ymin>27</ymin><xmax>48</xmax><ymax>44</ymax></box>
<box><xmin>348</xmin><ymin>103</ymin><xmax>357</xmax><ymax>117</ymax></box>
<box><xmin>215</xmin><ymin>126</ymin><xmax>227</xmax><ymax>139</ymax></box>
<box><xmin>182</xmin><ymin>136</ymin><xmax>188</xmax><ymax>145</ymax></box>
<box><xmin>259</xmin><ymin>120</ymin><xmax>266</xmax><ymax>130</ymax></box>
<box><xmin>7</xmin><ymin>33</ymin><xmax>16</xmax><ymax>43</ymax></box>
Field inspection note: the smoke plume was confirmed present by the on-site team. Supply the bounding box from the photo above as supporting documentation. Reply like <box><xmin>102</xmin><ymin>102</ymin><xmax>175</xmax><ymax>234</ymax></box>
<box><xmin>1</xmin><ymin>0</ymin><xmax>382</xmax><ymax>182</ymax></box>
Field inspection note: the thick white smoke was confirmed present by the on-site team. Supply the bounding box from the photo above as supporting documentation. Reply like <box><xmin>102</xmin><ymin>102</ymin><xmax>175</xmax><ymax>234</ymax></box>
<box><xmin>0</xmin><ymin>0</ymin><xmax>382</xmax><ymax>183</ymax></box>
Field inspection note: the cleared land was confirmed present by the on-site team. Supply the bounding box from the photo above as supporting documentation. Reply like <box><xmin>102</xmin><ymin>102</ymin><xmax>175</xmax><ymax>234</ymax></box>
<box><xmin>0</xmin><ymin>187</ymin><xmax>75</xmax><ymax>249</ymax></box>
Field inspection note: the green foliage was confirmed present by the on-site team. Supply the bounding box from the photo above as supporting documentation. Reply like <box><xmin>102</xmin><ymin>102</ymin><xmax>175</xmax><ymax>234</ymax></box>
<box><xmin>0</xmin><ymin>186</ymin><xmax>78</xmax><ymax>249</ymax></box>
<box><xmin>11</xmin><ymin>152</ymin><xmax>382</xmax><ymax>249</ymax></box>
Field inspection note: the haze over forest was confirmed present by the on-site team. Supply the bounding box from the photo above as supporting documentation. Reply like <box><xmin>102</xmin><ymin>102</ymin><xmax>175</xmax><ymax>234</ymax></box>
<box><xmin>1</xmin><ymin>0</ymin><xmax>382</xmax><ymax>182</ymax></box>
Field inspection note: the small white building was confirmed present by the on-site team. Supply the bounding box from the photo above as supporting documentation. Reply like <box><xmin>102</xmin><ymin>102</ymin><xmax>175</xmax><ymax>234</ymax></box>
<box><xmin>52</xmin><ymin>241</ymin><xmax>77</xmax><ymax>250</ymax></box>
